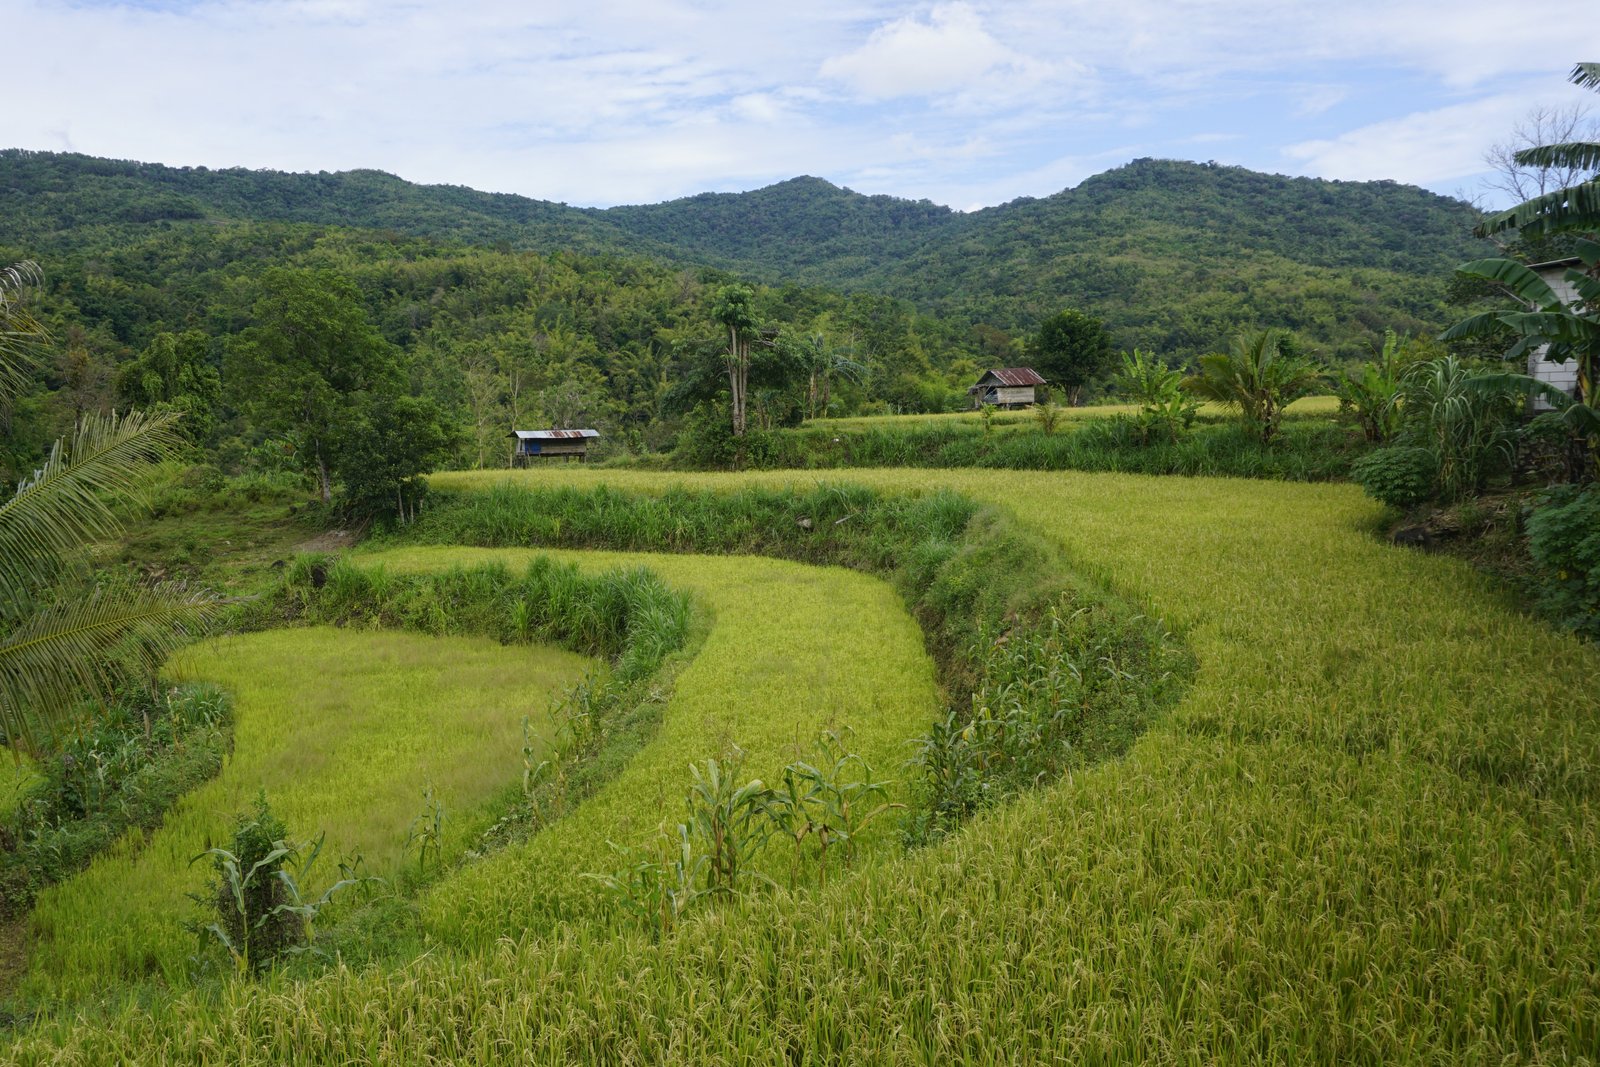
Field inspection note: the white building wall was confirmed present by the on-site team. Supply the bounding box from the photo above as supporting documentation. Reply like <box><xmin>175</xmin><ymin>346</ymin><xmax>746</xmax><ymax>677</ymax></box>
<box><xmin>1530</xmin><ymin>266</ymin><xmax>1582</xmax><ymax>405</ymax></box>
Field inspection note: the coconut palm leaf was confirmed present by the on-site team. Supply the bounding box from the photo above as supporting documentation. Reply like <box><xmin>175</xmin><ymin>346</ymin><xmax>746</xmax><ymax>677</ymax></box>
<box><xmin>1572</xmin><ymin>61</ymin><xmax>1600</xmax><ymax>92</ymax></box>
<box><xmin>0</xmin><ymin>582</ymin><xmax>223</xmax><ymax>751</ymax></box>
<box><xmin>0</xmin><ymin>409</ymin><xmax>185</xmax><ymax>611</ymax></box>
<box><xmin>1</xmin><ymin>406</ymin><xmax>217</xmax><ymax>752</ymax></box>
<box><xmin>0</xmin><ymin>261</ymin><xmax>46</xmax><ymax>405</ymax></box>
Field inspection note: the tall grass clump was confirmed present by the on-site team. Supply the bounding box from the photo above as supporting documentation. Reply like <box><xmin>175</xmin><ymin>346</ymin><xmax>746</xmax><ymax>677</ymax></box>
<box><xmin>263</xmin><ymin>553</ymin><xmax>691</xmax><ymax>678</ymax></box>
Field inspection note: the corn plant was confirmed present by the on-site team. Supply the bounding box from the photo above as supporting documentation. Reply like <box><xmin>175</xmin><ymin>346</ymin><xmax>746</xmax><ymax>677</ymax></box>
<box><xmin>191</xmin><ymin>796</ymin><xmax>364</xmax><ymax>975</ymax></box>
<box><xmin>683</xmin><ymin>752</ymin><xmax>775</xmax><ymax>894</ymax></box>
<box><xmin>794</xmin><ymin>730</ymin><xmax>900</xmax><ymax>878</ymax></box>
<box><xmin>404</xmin><ymin>786</ymin><xmax>445</xmax><ymax>874</ymax></box>
<box><xmin>767</xmin><ymin>763</ymin><xmax>820</xmax><ymax>889</ymax></box>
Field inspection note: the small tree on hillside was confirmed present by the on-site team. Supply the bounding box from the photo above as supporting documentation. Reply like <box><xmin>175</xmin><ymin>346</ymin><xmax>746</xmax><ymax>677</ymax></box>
<box><xmin>1029</xmin><ymin>309</ymin><xmax>1114</xmax><ymax>406</ymax></box>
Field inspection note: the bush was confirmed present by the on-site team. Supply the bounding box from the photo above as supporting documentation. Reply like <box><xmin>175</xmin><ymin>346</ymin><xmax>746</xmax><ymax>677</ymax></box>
<box><xmin>0</xmin><ymin>683</ymin><xmax>232</xmax><ymax>916</ymax></box>
<box><xmin>1350</xmin><ymin>446</ymin><xmax>1439</xmax><ymax>509</ymax></box>
<box><xmin>1526</xmin><ymin>484</ymin><xmax>1600</xmax><ymax>639</ymax></box>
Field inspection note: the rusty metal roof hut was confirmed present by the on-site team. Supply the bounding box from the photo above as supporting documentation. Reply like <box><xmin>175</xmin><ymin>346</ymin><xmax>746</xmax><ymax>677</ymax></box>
<box><xmin>508</xmin><ymin>428</ymin><xmax>601</xmax><ymax>465</ymax></box>
<box><xmin>968</xmin><ymin>367</ymin><xmax>1046</xmax><ymax>409</ymax></box>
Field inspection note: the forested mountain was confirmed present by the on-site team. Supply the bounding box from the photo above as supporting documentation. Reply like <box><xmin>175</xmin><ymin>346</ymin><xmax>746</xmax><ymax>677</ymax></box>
<box><xmin>0</xmin><ymin>148</ymin><xmax>1495</xmax><ymax>484</ymax></box>
<box><xmin>1</xmin><ymin>150</ymin><xmax>1487</xmax><ymax>362</ymax></box>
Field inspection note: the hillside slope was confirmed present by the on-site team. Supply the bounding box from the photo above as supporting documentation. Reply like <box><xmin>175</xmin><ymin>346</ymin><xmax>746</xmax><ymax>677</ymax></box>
<box><xmin>0</xmin><ymin>149</ymin><xmax>1489</xmax><ymax>358</ymax></box>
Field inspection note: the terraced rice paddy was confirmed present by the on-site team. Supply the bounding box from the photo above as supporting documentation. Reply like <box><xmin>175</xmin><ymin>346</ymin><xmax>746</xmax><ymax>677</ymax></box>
<box><xmin>361</xmin><ymin>547</ymin><xmax>941</xmax><ymax>945</ymax></box>
<box><xmin>805</xmin><ymin>393</ymin><xmax>1340</xmax><ymax>430</ymax></box>
<box><xmin>5</xmin><ymin>465</ymin><xmax>1597</xmax><ymax>1064</ymax></box>
<box><xmin>24</xmin><ymin>629</ymin><xmax>592</xmax><ymax>1000</ymax></box>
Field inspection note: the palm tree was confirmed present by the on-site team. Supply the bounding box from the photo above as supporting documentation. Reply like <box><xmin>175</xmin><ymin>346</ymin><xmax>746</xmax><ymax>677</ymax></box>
<box><xmin>800</xmin><ymin>334</ymin><xmax>866</xmax><ymax>420</ymax></box>
<box><xmin>0</xmin><ymin>262</ymin><xmax>220</xmax><ymax>753</ymax></box>
<box><xmin>1475</xmin><ymin>63</ymin><xmax>1600</xmax><ymax>240</ymax></box>
<box><xmin>1182</xmin><ymin>328</ymin><xmax>1322</xmax><ymax>443</ymax></box>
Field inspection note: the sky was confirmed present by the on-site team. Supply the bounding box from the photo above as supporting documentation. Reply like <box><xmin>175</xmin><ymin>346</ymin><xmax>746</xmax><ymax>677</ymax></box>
<box><xmin>6</xmin><ymin>0</ymin><xmax>1600</xmax><ymax>211</ymax></box>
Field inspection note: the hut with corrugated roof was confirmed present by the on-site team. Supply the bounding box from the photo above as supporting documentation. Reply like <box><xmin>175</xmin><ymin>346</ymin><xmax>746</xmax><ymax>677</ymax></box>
<box><xmin>968</xmin><ymin>368</ymin><xmax>1046</xmax><ymax>409</ymax></box>
<box><xmin>508</xmin><ymin>428</ymin><xmax>601</xmax><ymax>465</ymax></box>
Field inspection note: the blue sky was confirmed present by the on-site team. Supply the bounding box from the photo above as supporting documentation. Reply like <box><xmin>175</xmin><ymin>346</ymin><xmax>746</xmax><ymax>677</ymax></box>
<box><xmin>7</xmin><ymin>1</ymin><xmax>1599</xmax><ymax>210</ymax></box>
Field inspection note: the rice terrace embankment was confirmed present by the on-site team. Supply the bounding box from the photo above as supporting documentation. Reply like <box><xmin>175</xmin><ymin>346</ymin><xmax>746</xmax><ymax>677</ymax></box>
<box><xmin>3</xmin><ymin>467</ymin><xmax>1595</xmax><ymax>1064</ymax></box>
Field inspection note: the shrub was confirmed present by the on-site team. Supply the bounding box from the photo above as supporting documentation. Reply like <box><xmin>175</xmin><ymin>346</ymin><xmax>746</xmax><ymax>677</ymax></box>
<box><xmin>1393</xmin><ymin>357</ymin><xmax>1520</xmax><ymax>501</ymax></box>
<box><xmin>1183</xmin><ymin>328</ymin><xmax>1322</xmax><ymax>443</ymax></box>
<box><xmin>1526</xmin><ymin>484</ymin><xmax>1600</xmax><ymax>638</ymax></box>
<box><xmin>1350</xmin><ymin>446</ymin><xmax>1439</xmax><ymax>510</ymax></box>
<box><xmin>193</xmin><ymin>794</ymin><xmax>364</xmax><ymax>975</ymax></box>
<box><xmin>1114</xmin><ymin>349</ymin><xmax>1198</xmax><ymax>443</ymax></box>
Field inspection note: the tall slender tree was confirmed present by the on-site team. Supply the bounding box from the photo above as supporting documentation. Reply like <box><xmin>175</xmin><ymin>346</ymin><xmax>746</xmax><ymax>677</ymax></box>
<box><xmin>712</xmin><ymin>284</ymin><xmax>758</xmax><ymax>437</ymax></box>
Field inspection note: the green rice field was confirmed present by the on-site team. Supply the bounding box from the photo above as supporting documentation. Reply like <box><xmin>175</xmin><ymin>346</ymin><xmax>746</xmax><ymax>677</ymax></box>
<box><xmin>805</xmin><ymin>393</ymin><xmax>1340</xmax><ymax>430</ymax></box>
<box><xmin>24</xmin><ymin>629</ymin><xmax>592</xmax><ymax>1000</ymax></box>
<box><xmin>4</xmin><ymin>464</ymin><xmax>1597</xmax><ymax>1064</ymax></box>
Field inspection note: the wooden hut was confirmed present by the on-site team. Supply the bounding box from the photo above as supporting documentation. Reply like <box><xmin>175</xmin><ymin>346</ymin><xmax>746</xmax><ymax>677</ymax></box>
<box><xmin>509</xmin><ymin>428</ymin><xmax>600</xmax><ymax>465</ymax></box>
<box><xmin>968</xmin><ymin>368</ymin><xmax>1046</xmax><ymax>409</ymax></box>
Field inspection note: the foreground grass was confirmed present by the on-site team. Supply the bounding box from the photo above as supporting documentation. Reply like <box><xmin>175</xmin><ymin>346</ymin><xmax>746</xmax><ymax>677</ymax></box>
<box><xmin>24</xmin><ymin>629</ymin><xmax>592</xmax><ymax>1001</ymax></box>
<box><xmin>358</xmin><ymin>547</ymin><xmax>941</xmax><ymax>945</ymax></box>
<box><xmin>6</xmin><ymin>466</ymin><xmax>1598</xmax><ymax>1063</ymax></box>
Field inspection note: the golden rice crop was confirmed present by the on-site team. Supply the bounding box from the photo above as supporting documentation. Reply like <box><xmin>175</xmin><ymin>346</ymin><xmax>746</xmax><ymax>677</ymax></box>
<box><xmin>5</xmin><ymin>464</ymin><xmax>1597</xmax><ymax>1064</ymax></box>
<box><xmin>806</xmin><ymin>393</ymin><xmax>1339</xmax><ymax>430</ymax></box>
<box><xmin>360</xmin><ymin>546</ymin><xmax>940</xmax><ymax>945</ymax></box>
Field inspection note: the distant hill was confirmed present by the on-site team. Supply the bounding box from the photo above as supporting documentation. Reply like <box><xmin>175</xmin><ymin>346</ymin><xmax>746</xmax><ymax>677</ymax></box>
<box><xmin>0</xmin><ymin>149</ymin><xmax>1489</xmax><ymax>359</ymax></box>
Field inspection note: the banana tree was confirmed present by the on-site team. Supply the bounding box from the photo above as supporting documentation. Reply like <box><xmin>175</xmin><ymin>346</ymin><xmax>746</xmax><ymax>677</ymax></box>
<box><xmin>1441</xmin><ymin>240</ymin><xmax>1600</xmax><ymax>471</ymax></box>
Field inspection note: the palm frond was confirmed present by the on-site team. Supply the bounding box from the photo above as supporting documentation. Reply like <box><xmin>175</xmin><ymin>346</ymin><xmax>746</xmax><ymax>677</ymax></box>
<box><xmin>0</xmin><ymin>261</ymin><xmax>47</xmax><ymax>406</ymax></box>
<box><xmin>1571</xmin><ymin>61</ymin><xmax>1600</xmax><ymax>92</ymax></box>
<box><xmin>0</xmin><ymin>582</ymin><xmax>223</xmax><ymax>751</ymax></box>
<box><xmin>1475</xmin><ymin>180</ymin><xmax>1600</xmax><ymax>239</ymax></box>
<box><xmin>0</xmin><ymin>410</ymin><xmax>185</xmax><ymax>610</ymax></box>
<box><xmin>1512</xmin><ymin>141</ymin><xmax>1600</xmax><ymax>172</ymax></box>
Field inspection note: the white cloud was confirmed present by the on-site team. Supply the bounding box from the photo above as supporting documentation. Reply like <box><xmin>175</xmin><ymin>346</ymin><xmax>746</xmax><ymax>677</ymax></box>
<box><xmin>4</xmin><ymin>0</ymin><xmax>1600</xmax><ymax>209</ymax></box>
<box><xmin>819</xmin><ymin>3</ymin><xmax>1036</xmax><ymax>100</ymax></box>
<box><xmin>1282</xmin><ymin>83</ymin><xmax>1593</xmax><ymax>187</ymax></box>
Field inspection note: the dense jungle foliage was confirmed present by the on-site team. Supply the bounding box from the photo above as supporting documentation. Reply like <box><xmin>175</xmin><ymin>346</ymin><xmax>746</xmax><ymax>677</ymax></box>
<box><xmin>0</xmin><ymin>151</ymin><xmax>1490</xmax><ymax>475</ymax></box>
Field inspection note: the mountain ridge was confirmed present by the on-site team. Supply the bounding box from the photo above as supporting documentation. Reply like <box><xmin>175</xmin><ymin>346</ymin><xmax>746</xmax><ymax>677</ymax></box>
<box><xmin>0</xmin><ymin>149</ymin><xmax>1489</xmax><ymax>358</ymax></box>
